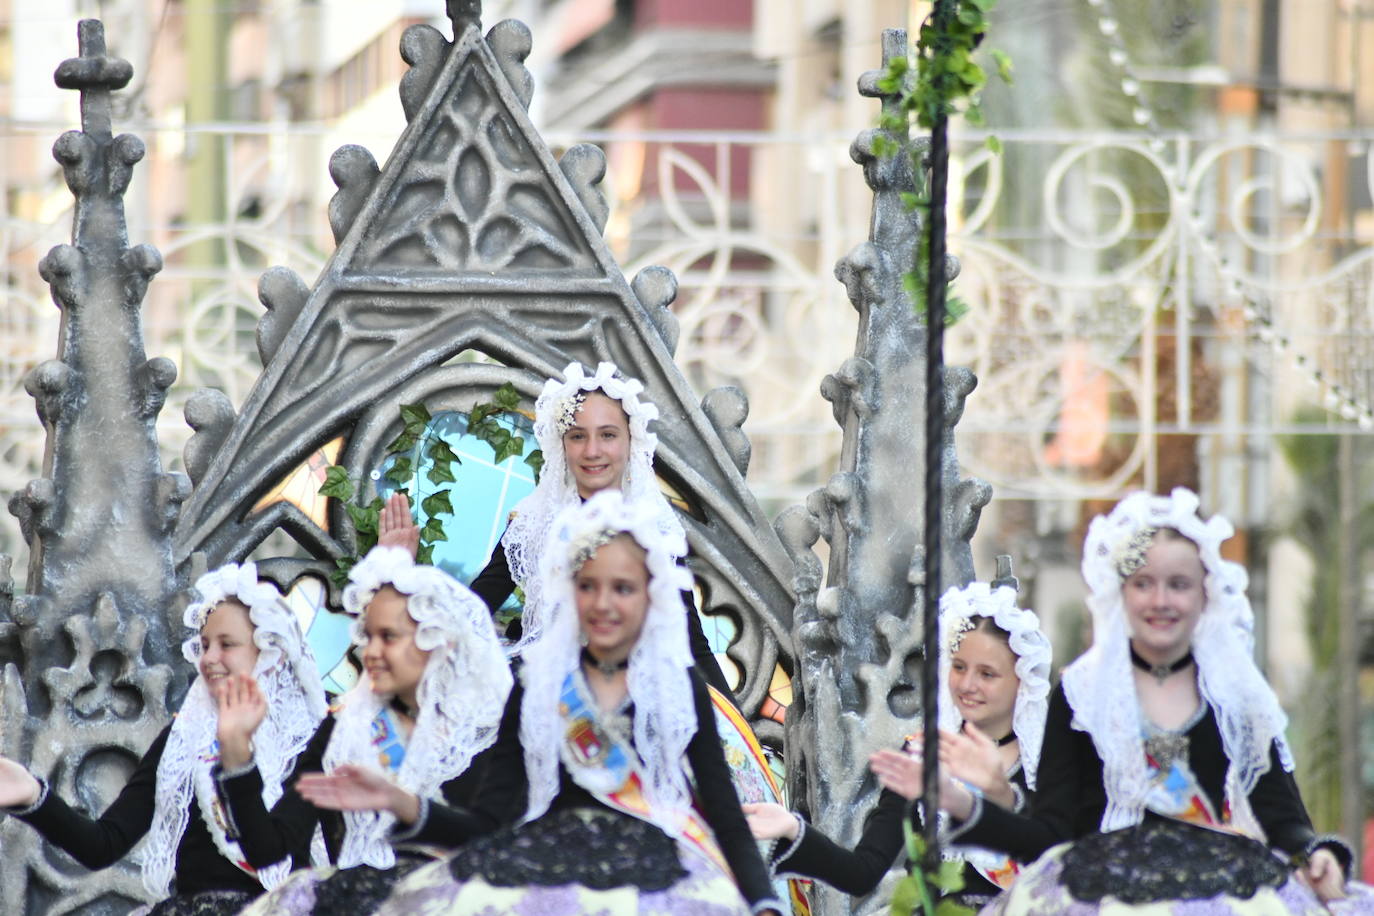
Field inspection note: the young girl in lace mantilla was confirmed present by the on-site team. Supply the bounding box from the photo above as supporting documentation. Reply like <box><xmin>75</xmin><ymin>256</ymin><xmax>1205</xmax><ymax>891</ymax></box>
<box><xmin>0</xmin><ymin>563</ymin><xmax>327</xmax><ymax>916</ymax></box>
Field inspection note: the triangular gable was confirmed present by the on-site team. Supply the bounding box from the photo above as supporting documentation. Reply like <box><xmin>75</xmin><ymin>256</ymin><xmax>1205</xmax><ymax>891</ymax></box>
<box><xmin>172</xmin><ymin>13</ymin><xmax>795</xmax><ymax>713</ymax></box>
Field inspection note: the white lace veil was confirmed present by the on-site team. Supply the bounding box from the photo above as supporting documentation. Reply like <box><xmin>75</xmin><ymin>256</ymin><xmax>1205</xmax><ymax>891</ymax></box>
<box><xmin>519</xmin><ymin>491</ymin><xmax>695</xmax><ymax>834</ymax></box>
<box><xmin>500</xmin><ymin>361</ymin><xmax>686</xmax><ymax>653</ymax></box>
<box><xmin>323</xmin><ymin>546</ymin><xmax>513</xmax><ymax>869</ymax></box>
<box><xmin>145</xmin><ymin>562</ymin><xmax>327</xmax><ymax>897</ymax></box>
<box><xmin>1062</xmin><ymin>487</ymin><xmax>1293</xmax><ymax>836</ymax></box>
<box><xmin>936</xmin><ymin>583</ymin><xmax>1052</xmax><ymax>791</ymax></box>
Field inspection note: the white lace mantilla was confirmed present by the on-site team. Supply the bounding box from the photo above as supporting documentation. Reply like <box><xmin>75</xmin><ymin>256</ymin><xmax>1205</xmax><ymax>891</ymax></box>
<box><xmin>1063</xmin><ymin>487</ymin><xmax>1292</xmax><ymax>836</ymax></box>
<box><xmin>145</xmin><ymin>563</ymin><xmax>327</xmax><ymax>898</ymax></box>
<box><xmin>937</xmin><ymin>582</ymin><xmax>1052</xmax><ymax>790</ymax></box>
<box><xmin>501</xmin><ymin>361</ymin><xmax>686</xmax><ymax>654</ymax></box>
<box><xmin>519</xmin><ymin>492</ymin><xmax>696</xmax><ymax>837</ymax></box>
<box><xmin>326</xmin><ymin>546</ymin><xmax>513</xmax><ymax>869</ymax></box>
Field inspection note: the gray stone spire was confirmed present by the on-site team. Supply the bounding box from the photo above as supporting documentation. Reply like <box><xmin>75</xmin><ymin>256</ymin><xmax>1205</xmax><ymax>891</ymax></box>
<box><xmin>0</xmin><ymin>20</ymin><xmax>185</xmax><ymax>913</ymax></box>
<box><xmin>774</xmin><ymin>29</ymin><xmax>993</xmax><ymax>916</ymax></box>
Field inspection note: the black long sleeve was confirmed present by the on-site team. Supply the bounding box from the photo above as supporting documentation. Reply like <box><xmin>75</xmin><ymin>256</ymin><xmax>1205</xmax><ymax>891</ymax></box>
<box><xmin>955</xmin><ymin>682</ymin><xmax>1327</xmax><ymax>867</ymax></box>
<box><xmin>776</xmin><ymin>788</ymin><xmax>905</xmax><ymax>896</ymax></box>
<box><xmin>682</xmin><ymin>671</ymin><xmax>778</xmax><ymax>908</ymax></box>
<box><xmin>217</xmin><ymin>717</ymin><xmax>343</xmax><ymax>869</ymax></box>
<box><xmin>16</xmin><ymin>725</ymin><xmax>266</xmax><ymax>896</ymax></box>
<box><xmin>469</xmin><ymin>540</ymin><xmax>517</xmax><ymax>614</ymax></box>
<box><xmin>220</xmin><ymin>713</ymin><xmax>495</xmax><ymax>869</ymax></box>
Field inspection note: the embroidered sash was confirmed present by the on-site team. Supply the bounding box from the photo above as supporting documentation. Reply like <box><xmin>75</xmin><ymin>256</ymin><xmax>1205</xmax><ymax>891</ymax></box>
<box><xmin>558</xmin><ymin>673</ymin><xmax>731</xmax><ymax>879</ymax></box>
<box><xmin>1141</xmin><ymin>735</ymin><xmax>1253</xmax><ymax>839</ymax></box>
<box><xmin>709</xmin><ymin>686</ymin><xmax>812</xmax><ymax>915</ymax></box>
<box><xmin>198</xmin><ymin>741</ymin><xmax>257</xmax><ymax>879</ymax></box>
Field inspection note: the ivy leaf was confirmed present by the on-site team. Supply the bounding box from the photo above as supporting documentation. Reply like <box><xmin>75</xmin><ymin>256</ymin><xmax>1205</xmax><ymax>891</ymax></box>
<box><xmin>493</xmin><ymin>435</ymin><xmax>525</xmax><ymax>466</ymax></box>
<box><xmin>524</xmin><ymin>449</ymin><xmax>545</xmax><ymax>482</ymax></box>
<box><xmin>984</xmin><ymin>134</ymin><xmax>1003</xmax><ymax>155</ymax></box>
<box><xmin>427</xmin><ymin>438</ymin><xmax>460</xmax><ymax>465</ymax></box>
<box><xmin>416</xmin><ymin>543</ymin><xmax>435</xmax><ymax>566</ymax></box>
<box><xmin>346</xmin><ymin>503</ymin><xmax>378</xmax><ymax>535</ymax></box>
<box><xmin>491</xmin><ymin>382</ymin><xmax>521</xmax><ymax>411</ymax></box>
<box><xmin>386</xmin><ymin>429</ymin><xmax>418</xmax><ymax>454</ymax></box>
<box><xmin>888</xmin><ymin>875</ymin><xmax>922</xmax><ymax>916</ymax></box>
<box><xmin>991</xmin><ymin>48</ymin><xmax>1013</xmax><ymax>84</ymax></box>
<box><xmin>427</xmin><ymin>461</ymin><xmax>457</xmax><ymax>486</ymax></box>
<box><xmin>421</xmin><ymin>517</ymin><xmax>448</xmax><ymax>543</ymax></box>
<box><xmin>398</xmin><ymin>402</ymin><xmax>432</xmax><ymax>432</ymax></box>
<box><xmin>330</xmin><ymin>556</ymin><xmax>355</xmax><ymax>588</ymax></box>
<box><xmin>468</xmin><ymin>403</ymin><xmax>499</xmax><ymax>428</ymax></box>
<box><xmin>358</xmin><ymin>529</ymin><xmax>378</xmax><ymax>555</ymax></box>
<box><xmin>319</xmin><ymin>465</ymin><xmax>354</xmax><ymax>500</ymax></box>
<box><xmin>421</xmin><ymin>490</ymin><xmax>454</xmax><ymax>517</ymax></box>
<box><xmin>933</xmin><ymin>859</ymin><xmax>967</xmax><ymax>893</ymax></box>
<box><xmin>384</xmin><ymin>456</ymin><xmax>414</xmax><ymax>487</ymax></box>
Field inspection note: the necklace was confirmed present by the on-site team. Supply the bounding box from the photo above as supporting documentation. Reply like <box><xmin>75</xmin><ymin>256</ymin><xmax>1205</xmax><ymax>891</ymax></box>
<box><xmin>1130</xmin><ymin>646</ymin><xmax>1194</xmax><ymax>684</ymax></box>
<box><xmin>581</xmin><ymin>647</ymin><xmax>629</xmax><ymax>678</ymax></box>
<box><xmin>995</xmin><ymin>732</ymin><xmax>1017</xmax><ymax>747</ymax></box>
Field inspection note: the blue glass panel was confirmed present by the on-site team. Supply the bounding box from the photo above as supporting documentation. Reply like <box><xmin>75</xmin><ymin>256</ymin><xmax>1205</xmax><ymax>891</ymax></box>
<box><xmin>294</xmin><ymin>409</ymin><xmax>538</xmax><ymax>688</ymax></box>
<box><xmin>376</xmin><ymin>410</ymin><xmax>538</xmax><ymax>611</ymax></box>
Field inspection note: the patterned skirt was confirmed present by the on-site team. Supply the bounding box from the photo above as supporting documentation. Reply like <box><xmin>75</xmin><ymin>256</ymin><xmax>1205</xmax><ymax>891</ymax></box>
<box><xmin>374</xmin><ymin>806</ymin><xmax>753</xmax><ymax>916</ymax></box>
<box><xmin>127</xmin><ymin>890</ymin><xmax>256</xmax><ymax>916</ymax></box>
<box><xmin>234</xmin><ymin>855</ymin><xmax>429</xmax><ymax>916</ymax></box>
<box><xmin>979</xmin><ymin>820</ymin><xmax>1374</xmax><ymax>915</ymax></box>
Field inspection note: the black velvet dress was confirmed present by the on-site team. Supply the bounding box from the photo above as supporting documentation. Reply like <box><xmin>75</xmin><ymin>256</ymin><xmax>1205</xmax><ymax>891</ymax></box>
<box><xmin>11</xmin><ymin>724</ymin><xmax>313</xmax><ymax>915</ymax></box>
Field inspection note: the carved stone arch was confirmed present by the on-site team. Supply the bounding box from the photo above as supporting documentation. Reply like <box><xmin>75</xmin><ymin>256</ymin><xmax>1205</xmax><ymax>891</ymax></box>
<box><xmin>171</xmin><ymin>10</ymin><xmax>796</xmax><ymax>726</ymax></box>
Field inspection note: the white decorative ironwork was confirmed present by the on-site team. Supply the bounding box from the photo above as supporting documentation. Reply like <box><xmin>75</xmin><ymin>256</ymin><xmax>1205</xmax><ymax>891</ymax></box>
<box><xmin>6</xmin><ymin>125</ymin><xmax>1374</xmax><ymax>572</ymax></box>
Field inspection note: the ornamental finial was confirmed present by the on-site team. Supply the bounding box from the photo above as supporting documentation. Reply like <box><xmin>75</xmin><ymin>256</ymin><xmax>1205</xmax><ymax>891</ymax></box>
<box><xmin>53</xmin><ymin>20</ymin><xmax>132</xmax><ymax>141</ymax></box>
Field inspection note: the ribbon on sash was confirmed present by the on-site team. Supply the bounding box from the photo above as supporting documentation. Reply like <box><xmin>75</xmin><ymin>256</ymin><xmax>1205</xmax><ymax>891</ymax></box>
<box><xmin>558</xmin><ymin>673</ymin><xmax>732</xmax><ymax>879</ymax></box>
<box><xmin>710</xmin><ymin>687</ymin><xmax>812</xmax><ymax>915</ymax></box>
<box><xmin>1142</xmin><ymin>741</ymin><xmax>1250</xmax><ymax>838</ymax></box>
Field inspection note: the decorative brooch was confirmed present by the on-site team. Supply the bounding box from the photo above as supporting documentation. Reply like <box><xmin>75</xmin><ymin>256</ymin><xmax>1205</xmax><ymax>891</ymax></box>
<box><xmin>554</xmin><ymin>391</ymin><xmax>587</xmax><ymax>436</ymax></box>
<box><xmin>1114</xmin><ymin>526</ymin><xmax>1158</xmax><ymax>579</ymax></box>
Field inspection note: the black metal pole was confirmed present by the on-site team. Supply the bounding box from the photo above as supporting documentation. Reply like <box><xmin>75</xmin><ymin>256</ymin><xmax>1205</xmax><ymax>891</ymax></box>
<box><xmin>921</xmin><ymin>0</ymin><xmax>956</xmax><ymax>881</ymax></box>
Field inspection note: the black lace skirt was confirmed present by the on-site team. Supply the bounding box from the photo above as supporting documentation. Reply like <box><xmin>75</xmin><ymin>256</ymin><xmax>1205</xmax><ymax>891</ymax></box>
<box><xmin>1061</xmin><ymin>819</ymin><xmax>1289</xmax><ymax>903</ymax></box>
<box><xmin>448</xmin><ymin>806</ymin><xmax>688</xmax><ymax>890</ymax></box>
<box><xmin>979</xmin><ymin>819</ymin><xmax>1333</xmax><ymax>915</ymax></box>
<box><xmin>136</xmin><ymin>890</ymin><xmax>256</xmax><ymax>916</ymax></box>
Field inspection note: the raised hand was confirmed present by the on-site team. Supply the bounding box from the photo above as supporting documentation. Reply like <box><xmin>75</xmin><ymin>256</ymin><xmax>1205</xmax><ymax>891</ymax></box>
<box><xmin>215</xmin><ymin>673</ymin><xmax>267</xmax><ymax>771</ymax></box>
<box><xmin>1300</xmin><ymin>847</ymin><xmax>1346</xmax><ymax>903</ymax></box>
<box><xmin>870</xmin><ymin>747</ymin><xmax>979</xmax><ymax>822</ymax></box>
<box><xmin>377</xmin><ymin>492</ymin><xmax>420</xmax><ymax>559</ymax></box>
<box><xmin>940</xmin><ymin>724</ymin><xmax>1016</xmax><ymax>808</ymax></box>
<box><xmin>869</xmin><ymin>748</ymin><xmax>925</xmax><ymax>801</ymax></box>
<box><xmin>296</xmin><ymin>763</ymin><xmax>421</xmax><ymax>825</ymax></box>
<box><xmin>742</xmin><ymin>801</ymin><xmax>800</xmax><ymax>841</ymax></box>
<box><xmin>0</xmin><ymin>757</ymin><xmax>41</xmax><ymax>810</ymax></box>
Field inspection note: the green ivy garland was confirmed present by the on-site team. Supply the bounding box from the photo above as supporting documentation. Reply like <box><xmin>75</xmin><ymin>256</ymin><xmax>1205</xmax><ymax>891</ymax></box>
<box><xmin>319</xmin><ymin>382</ymin><xmax>543</xmax><ymax>583</ymax></box>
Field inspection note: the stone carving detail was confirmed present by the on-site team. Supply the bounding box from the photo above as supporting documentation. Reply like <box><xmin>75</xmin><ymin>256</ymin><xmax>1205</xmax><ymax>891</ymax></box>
<box><xmin>0</xmin><ymin>20</ymin><xmax>189</xmax><ymax>913</ymax></box>
<box><xmin>779</xmin><ymin>30</ymin><xmax>993</xmax><ymax>916</ymax></box>
<box><xmin>173</xmin><ymin>4</ymin><xmax>796</xmax><ymax>724</ymax></box>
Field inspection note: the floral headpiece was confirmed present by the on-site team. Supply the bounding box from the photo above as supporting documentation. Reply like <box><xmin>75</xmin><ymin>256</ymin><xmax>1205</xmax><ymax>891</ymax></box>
<box><xmin>567</xmin><ymin>525</ymin><xmax>621</xmax><ymax>569</ymax></box>
<box><xmin>554</xmin><ymin>391</ymin><xmax>588</xmax><ymax>437</ymax></box>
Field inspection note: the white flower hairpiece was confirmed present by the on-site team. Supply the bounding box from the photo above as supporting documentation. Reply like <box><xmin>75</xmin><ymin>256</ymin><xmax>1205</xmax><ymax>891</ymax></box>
<box><xmin>1113</xmin><ymin>526</ymin><xmax>1159</xmax><ymax>579</ymax></box>
<box><xmin>553</xmin><ymin>391</ymin><xmax>588</xmax><ymax>437</ymax></box>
